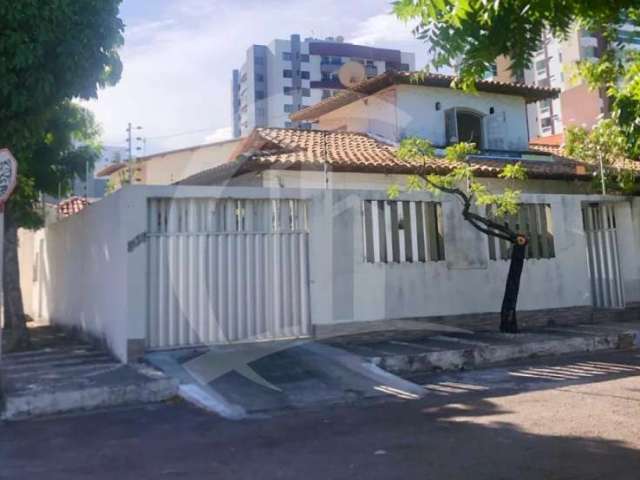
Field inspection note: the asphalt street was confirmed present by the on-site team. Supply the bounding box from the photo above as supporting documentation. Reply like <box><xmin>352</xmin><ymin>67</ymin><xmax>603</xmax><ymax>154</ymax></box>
<box><xmin>2</xmin><ymin>350</ymin><xmax>640</xmax><ymax>479</ymax></box>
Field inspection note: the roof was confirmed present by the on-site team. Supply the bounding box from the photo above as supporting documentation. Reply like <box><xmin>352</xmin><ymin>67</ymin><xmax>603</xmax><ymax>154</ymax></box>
<box><xmin>179</xmin><ymin>127</ymin><xmax>597</xmax><ymax>186</ymax></box>
<box><xmin>95</xmin><ymin>137</ymin><xmax>244</xmax><ymax>177</ymax></box>
<box><xmin>529</xmin><ymin>134</ymin><xmax>565</xmax><ymax>155</ymax></box>
<box><xmin>58</xmin><ymin>196</ymin><xmax>89</xmax><ymax>218</ymax></box>
<box><xmin>290</xmin><ymin>71</ymin><xmax>560</xmax><ymax>122</ymax></box>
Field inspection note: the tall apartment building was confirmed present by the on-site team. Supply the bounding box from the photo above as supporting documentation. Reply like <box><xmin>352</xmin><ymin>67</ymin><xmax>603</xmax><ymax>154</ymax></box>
<box><xmin>231</xmin><ymin>34</ymin><xmax>416</xmax><ymax>138</ymax></box>
<box><xmin>493</xmin><ymin>24</ymin><xmax>640</xmax><ymax>139</ymax></box>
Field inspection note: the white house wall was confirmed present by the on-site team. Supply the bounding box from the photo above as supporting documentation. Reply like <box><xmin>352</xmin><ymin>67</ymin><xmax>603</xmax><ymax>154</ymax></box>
<box><xmin>317</xmin><ymin>84</ymin><xmax>530</xmax><ymax>150</ymax></box>
<box><xmin>26</xmin><ymin>185</ymin><xmax>640</xmax><ymax>361</ymax></box>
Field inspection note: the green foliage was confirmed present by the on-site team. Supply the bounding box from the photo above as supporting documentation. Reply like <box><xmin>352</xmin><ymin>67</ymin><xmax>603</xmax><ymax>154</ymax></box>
<box><xmin>0</xmin><ymin>0</ymin><xmax>124</xmax><ymax>227</ymax></box>
<box><xmin>395</xmin><ymin>137</ymin><xmax>527</xmax><ymax>217</ymax></box>
<box><xmin>394</xmin><ymin>1</ymin><xmax>640</xmax><ymax>158</ymax></box>
<box><xmin>565</xmin><ymin>119</ymin><xmax>636</xmax><ymax>193</ymax></box>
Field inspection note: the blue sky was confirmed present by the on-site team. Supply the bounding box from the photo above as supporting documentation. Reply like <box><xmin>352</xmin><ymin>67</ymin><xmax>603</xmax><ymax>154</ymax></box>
<box><xmin>86</xmin><ymin>0</ymin><xmax>433</xmax><ymax>154</ymax></box>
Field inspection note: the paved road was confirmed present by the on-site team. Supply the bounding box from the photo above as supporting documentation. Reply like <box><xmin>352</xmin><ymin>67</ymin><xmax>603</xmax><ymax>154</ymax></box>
<box><xmin>2</xmin><ymin>350</ymin><xmax>640</xmax><ymax>479</ymax></box>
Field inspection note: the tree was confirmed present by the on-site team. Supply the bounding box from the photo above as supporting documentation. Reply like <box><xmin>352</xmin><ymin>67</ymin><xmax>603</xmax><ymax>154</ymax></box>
<box><xmin>392</xmin><ymin>139</ymin><xmax>528</xmax><ymax>333</ymax></box>
<box><xmin>0</xmin><ymin>1</ymin><xmax>124</xmax><ymax>350</ymax></box>
<box><xmin>393</xmin><ymin>0</ymin><xmax>640</xmax><ymax>157</ymax></box>
<box><xmin>565</xmin><ymin>119</ymin><xmax>637</xmax><ymax>194</ymax></box>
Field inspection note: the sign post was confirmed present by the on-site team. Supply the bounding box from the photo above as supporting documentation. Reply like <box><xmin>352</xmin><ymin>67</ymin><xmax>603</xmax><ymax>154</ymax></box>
<box><xmin>0</xmin><ymin>149</ymin><xmax>18</xmax><ymax>362</ymax></box>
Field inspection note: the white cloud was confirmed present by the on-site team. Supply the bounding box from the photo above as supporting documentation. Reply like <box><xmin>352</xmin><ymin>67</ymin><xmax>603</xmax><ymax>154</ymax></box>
<box><xmin>348</xmin><ymin>14</ymin><xmax>417</xmax><ymax>46</ymax></box>
<box><xmin>85</xmin><ymin>0</ymin><xmax>432</xmax><ymax>154</ymax></box>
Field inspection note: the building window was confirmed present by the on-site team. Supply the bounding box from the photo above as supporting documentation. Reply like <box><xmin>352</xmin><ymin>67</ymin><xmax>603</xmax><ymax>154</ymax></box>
<box><xmin>301</xmin><ymin>88</ymin><xmax>311</xmax><ymax>97</ymax></box>
<box><xmin>255</xmin><ymin>73</ymin><xmax>264</xmax><ymax>82</ymax></box>
<box><xmin>321</xmin><ymin>89</ymin><xmax>332</xmax><ymax>99</ymax></box>
<box><xmin>362</xmin><ymin>200</ymin><xmax>445</xmax><ymax>263</ymax></box>
<box><xmin>540</xmin><ymin>116</ymin><xmax>553</xmax><ymax>129</ymax></box>
<box><xmin>282</xmin><ymin>52</ymin><xmax>292</xmax><ymax>61</ymax></box>
<box><xmin>283</xmin><ymin>86</ymin><xmax>292</xmax><ymax>96</ymax></box>
<box><xmin>445</xmin><ymin>108</ymin><xmax>484</xmax><ymax>147</ymax></box>
<box><xmin>300</xmin><ymin>54</ymin><xmax>310</xmax><ymax>62</ymax></box>
<box><xmin>255</xmin><ymin>91</ymin><xmax>265</xmax><ymax>100</ymax></box>
<box><xmin>254</xmin><ymin>56</ymin><xmax>265</xmax><ymax>65</ymax></box>
<box><xmin>284</xmin><ymin>121</ymin><xmax>293</xmax><ymax>128</ymax></box>
<box><xmin>284</xmin><ymin>104</ymin><xmax>295</xmax><ymax>113</ymax></box>
<box><xmin>283</xmin><ymin>69</ymin><xmax>292</xmax><ymax>78</ymax></box>
<box><xmin>487</xmin><ymin>204</ymin><xmax>555</xmax><ymax>260</ymax></box>
<box><xmin>300</xmin><ymin>70</ymin><xmax>310</xmax><ymax>79</ymax></box>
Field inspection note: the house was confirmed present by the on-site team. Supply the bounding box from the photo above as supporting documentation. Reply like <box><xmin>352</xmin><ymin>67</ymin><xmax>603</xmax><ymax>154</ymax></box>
<box><xmin>19</xmin><ymin>72</ymin><xmax>640</xmax><ymax>363</ymax></box>
<box><xmin>97</xmin><ymin>137</ymin><xmax>244</xmax><ymax>191</ymax></box>
<box><xmin>181</xmin><ymin>71</ymin><xmax>597</xmax><ymax>194</ymax></box>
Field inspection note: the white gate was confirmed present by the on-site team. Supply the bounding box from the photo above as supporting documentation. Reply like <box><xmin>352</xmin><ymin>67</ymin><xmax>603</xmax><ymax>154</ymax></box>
<box><xmin>146</xmin><ymin>198</ymin><xmax>311</xmax><ymax>349</ymax></box>
<box><xmin>582</xmin><ymin>203</ymin><xmax>625</xmax><ymax>309</ymax></box>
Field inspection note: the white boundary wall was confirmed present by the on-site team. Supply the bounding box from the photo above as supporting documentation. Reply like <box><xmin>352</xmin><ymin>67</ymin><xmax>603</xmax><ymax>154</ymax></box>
<box><xmin>24</xmin><ymin>186</ymin><xmax>640</xmax><ymax>362</ymax></box>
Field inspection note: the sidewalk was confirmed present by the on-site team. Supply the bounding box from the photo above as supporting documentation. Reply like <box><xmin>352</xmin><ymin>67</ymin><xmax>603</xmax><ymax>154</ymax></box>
<box><xmin>325</xmin><ymin>321</ymin><xmax>640</xmax><ymax>375</ymax></box>
<box><xmin>1</xmin><ymin>326</ymin><xmax>178</xmax><ymax>420</ymax></box>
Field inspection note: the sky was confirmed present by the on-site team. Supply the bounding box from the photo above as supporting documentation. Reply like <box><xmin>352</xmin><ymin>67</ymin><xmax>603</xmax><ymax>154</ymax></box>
<box><xmin>85</xmin><ymin>0</ymin><xmax>433</xmax><ymax>155</ymax></box>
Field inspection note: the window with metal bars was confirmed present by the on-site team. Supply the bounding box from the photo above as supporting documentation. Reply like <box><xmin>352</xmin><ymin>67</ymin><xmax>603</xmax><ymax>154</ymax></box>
<box><xmin>487</xmin><ymin>204</ymin><xmax>555</xmax><ymax>260</ymax></box>
<box><xmin>362</xmin><ymin>200</ymin><xmax>445</xmax><ymax>264</ymax></box>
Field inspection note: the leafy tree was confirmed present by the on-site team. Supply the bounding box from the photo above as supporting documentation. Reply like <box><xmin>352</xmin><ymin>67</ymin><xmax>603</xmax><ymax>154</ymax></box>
<box><xmin>393</xmin><ymin>139</ymin><xmax>528</xmax><ymax>333</ymax></box>
<box><xmin>0</xmin><ymin>1</ymin><xmax>124</xmax><ymax>350</ymax></box>
<box><xmin>565</xmin><ymin>119</ymin><xmax>637</xmax><ymax>194</ymax></box>
<box><xmin>393</xmin><ymin>0</ymin><xmax>640</xmax><ymax>156</ymax></box>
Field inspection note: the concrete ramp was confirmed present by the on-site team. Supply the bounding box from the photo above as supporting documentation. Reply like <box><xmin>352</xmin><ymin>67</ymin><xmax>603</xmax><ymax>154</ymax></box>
<box><xmin>146</xmin><ymin>340</ymin><xmax>425</xmax><ymax>419</ymax></box>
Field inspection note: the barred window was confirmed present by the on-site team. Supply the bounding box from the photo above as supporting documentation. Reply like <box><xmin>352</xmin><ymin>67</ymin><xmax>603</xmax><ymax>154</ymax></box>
<box><xmin>363</xmin><ymin>200</ymin><xmax>445</xmax><ymax>264</ymax></box>
<box><xmin>487</xmin><ymin>204</ymin><xmax>555</xmax><ymax>260</ymax></box>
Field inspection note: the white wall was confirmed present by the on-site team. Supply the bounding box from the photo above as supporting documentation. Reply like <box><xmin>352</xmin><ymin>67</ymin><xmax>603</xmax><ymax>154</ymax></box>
<box><xmin>318</xmin><ymin>84</ymin><xmax>531</xmax><ymax>151</ymax></box>
<box><xmin>27</xmin><ymin>184</ymin><xmax>640</xmax><ymax>359</ymax></box>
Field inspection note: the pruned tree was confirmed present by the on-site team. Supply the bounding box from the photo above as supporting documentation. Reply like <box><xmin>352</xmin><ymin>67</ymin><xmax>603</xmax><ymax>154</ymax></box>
<box><xmin>392</xmin><ymin>139</ymin><xmax>528</xmax><ymax>333</ymax></box>
<box><xmin>0</xmin><ymin>1</ymin><xmax>124</xmax><ymax>350</ymax></box>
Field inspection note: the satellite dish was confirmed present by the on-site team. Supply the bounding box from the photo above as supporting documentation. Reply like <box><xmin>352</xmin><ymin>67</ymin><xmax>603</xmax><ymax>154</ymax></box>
<box><xmin>338</xmin><ymin>62</ymin><xmax>366</xmax><ymax>88</ymax></box>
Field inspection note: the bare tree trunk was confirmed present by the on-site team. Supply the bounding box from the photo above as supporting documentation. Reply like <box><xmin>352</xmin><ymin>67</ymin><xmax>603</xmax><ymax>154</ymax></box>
<box><xmin>500</xmin><ymin>242</ymin><xmax>526</xmax><ymax>333</ymax></box>
<box><xmin>3</xmin><ymin>208</ymin><xmax>30</xmax><ymax>351</ymax></box>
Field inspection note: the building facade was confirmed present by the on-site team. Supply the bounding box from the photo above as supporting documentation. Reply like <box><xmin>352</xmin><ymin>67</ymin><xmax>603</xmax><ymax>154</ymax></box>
<box><xmin>231</xmin><ymin>34</ymin><xmax>415</xmax><ymax>137</ymax></box>
<box><xmin>494</xmin><ymin>24</ymin><xmax>640</xmax><ymax>139</ymax></box>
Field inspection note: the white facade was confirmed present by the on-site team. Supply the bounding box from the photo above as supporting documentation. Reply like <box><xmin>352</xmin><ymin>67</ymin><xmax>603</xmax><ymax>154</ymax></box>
<box><xmin>317</xmin><ymin>84</ymin><xmax>530</xmax><ymax>151</ymax></box>
<box><xmin>21</xmin><ymin>185</ymin><xmax>640</xmax><ymax>361</ymax></box>
<box><xmin>233</xmin><ymin>35</ymin><xmax>415</xmax><ymax>137</ymax></box>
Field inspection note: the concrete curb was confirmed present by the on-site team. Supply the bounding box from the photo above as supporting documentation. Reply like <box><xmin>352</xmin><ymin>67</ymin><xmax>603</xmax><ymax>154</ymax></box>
<box><xmin>1</xmin><ymin>366</ymin><xmax>179</xmax><ymax>421</ymax></box>
<box><xmin>369</xmin><ymin>329</ymin><xmax>640</xmax><ymax>375</ymax></box>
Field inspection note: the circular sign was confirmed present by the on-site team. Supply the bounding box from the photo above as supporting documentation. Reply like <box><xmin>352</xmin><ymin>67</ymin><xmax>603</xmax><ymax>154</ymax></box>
<box><xmin>0</xmin><ymin>149</ymin><xmax>18</xmax><ymax>207</ymax></box>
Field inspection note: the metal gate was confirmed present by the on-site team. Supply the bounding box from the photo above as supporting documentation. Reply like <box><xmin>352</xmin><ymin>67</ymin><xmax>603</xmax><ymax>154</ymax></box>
<box><xmin>146</xmin><ymin>198</ymin><xmax>311</xmax><ymax>349</ymax></box>
<box><xmin>582</xmin><ymin>203</ymin><xmax>625</xmax><ymax>309</ymax></box>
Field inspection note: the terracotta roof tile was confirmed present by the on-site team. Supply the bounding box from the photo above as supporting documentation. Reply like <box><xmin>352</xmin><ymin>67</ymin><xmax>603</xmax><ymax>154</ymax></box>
<box><xmin>180</xmin><ymin>128</ymin><xmax>601</xmax><ymax>185</ymax></box>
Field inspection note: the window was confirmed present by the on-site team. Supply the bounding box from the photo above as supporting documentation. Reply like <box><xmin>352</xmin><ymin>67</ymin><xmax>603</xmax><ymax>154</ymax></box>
<box><xmin>535</xmin><ymin>59</ymin><xmax>547</xmax><ymax>75</ymax></box>
<box><xmin>255</xmin><ymin>73</ymin><xmax>264</xmax><ymax>82</ymax></box>
<box><xmin>300</xmin><ymin>70</ymin><xmax>310</xmax><ymax>79</ymax></box>
<box><xmin>362</xmin><ymin>200</ymin><xmax>445</xmax><ymax>263</ymax></box>
<box><xmin>322</xmin><ymin>89</ymin><xmax>331</xmax><ymax>99</ymax></box>
<box><xmin>301</xmin><ymin>88</ymin><xmax>310</xmax><ymax>97</ymax></box>
<box><xmin>283</xmin><ymin>69</ymin><xmax>292</xmax><ymax>78</ymax></box>
<box><xmin>300</xmin><ymin>54</ymin><xmax>310</xmax><ymax>62</ymax></box>
<box><xmin>541</xmin><ymin>116</ymin><xmax>553</xmax><ymax>129</ymax></box>
<box><xmin>445</xmin><ymin>108</ymin><xmax>484</xmax><ymax>147</ymax></box>
<box><xmin>284</xmin><ymin>104</ymin><xmax>295</xmax><ymax>113</ymax></box>
<box><xmin>255</xmin><ymin>90</ymin><xmax>265</xmax><ymax>100</ymax></box>
<box><xmin>283</xmin><ymin>86</ymin><xmax>292</xmax><ymax>95</ymax></box>
<box><xmin>254</xmin><ymin>56</ymin><xmax>265</xmax><ymax>65</ymax></box>
<box><xmin>487</xmin><ymin>204</ymin><xmax>555</xmax><ymax>260</ymax></box>
<box><xmin>282</xmin><ymin>52</ymin><xmax>292</xmax><ymax>61</ymax></box>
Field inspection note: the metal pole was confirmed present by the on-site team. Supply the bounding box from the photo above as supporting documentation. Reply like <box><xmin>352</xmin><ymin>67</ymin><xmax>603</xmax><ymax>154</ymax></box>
<box><xmin>599</xmin><ymin>151</ymin><xmax>606</xmax><ymax>196</ymax></box>
<box><xmin>127</xmin><ymin>122</ymin><xmax>133</xmax><ymax>184</ymax></box>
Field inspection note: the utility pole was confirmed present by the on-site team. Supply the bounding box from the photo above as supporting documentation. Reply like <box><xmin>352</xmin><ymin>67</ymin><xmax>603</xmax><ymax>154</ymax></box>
<box><xmin>126</xmin><ymin>123</ymin><xmax>143</xmax><ymax>184</ymax></box>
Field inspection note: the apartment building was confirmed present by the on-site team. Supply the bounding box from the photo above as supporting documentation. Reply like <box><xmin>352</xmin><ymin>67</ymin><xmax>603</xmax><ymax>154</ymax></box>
<box><xmin>231</xmin><ymin>34</ymin><xmax>415</xmax><ymax>138</ymax></box>
<box><xmin>494</xmin><ymin>24</ymin><xmax>640</xmax><ymax>139</ymax></box>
